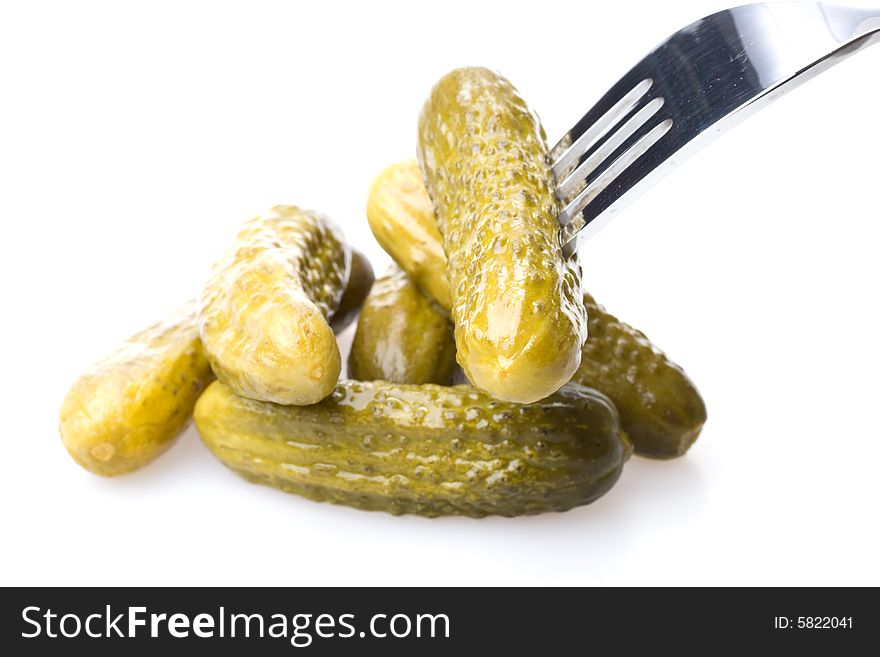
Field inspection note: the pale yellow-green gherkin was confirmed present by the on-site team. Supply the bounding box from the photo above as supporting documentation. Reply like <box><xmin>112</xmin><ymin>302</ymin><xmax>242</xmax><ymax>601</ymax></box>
<box><xmin>198</xmin><ymin>206</ymin><xmax>350</xmax><ymax>405</ymax></box>
<box><xmin>417</xmin><ymin>67</ymin><xmax>588</xmax><ymax>404</ymax></box>
<box><xmin>59</xmin><ymin>303</ymin><xmax>214</xmax><ymax>476</ymax></box>
<box><xmin>367</xmin><ymin>161</ymin><xmax>451</xmax><ymax>310</ymax></box>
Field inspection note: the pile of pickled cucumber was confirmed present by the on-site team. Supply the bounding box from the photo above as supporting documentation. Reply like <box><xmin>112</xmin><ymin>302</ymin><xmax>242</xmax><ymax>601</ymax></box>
<box><xmin>59</xmin><ymin>67</ymin><xmax>706</xmax><ymax>518</ymax></box>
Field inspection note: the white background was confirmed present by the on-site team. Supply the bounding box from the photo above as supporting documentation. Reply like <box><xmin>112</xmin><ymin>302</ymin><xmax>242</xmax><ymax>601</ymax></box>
<box><xmin>1</xmin><ymin>0</ymin><xmax>878</xmax><ymax>586</ymax></box>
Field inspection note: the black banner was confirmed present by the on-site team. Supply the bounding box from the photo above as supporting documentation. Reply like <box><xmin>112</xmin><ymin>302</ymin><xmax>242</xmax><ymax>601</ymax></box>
<box><xmin>1</xmin><ymin>587</ymin><xmax>875</xmax><ymax>654</ymax></box>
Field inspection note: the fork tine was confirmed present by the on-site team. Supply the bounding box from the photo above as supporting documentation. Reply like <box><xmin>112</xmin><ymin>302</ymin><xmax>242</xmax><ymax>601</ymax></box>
<box><xmin>550</xmin><ymin>78</ymin><xmax>654</xmax><ymax>181</ymax></box>
<box><xmin>559</xmin><ymin>118</ymin><xmax>673</xmax><ymax>254</ymax></box>
<box><xmin>555</xmin><ymin>95</ymin><xmax>665</xmax><ymax>205</ymax></box>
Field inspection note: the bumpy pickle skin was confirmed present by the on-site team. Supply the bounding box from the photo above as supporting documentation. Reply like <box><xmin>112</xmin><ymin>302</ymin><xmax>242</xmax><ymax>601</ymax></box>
<box><xmin>195</xmin><ymin>379</ymin><xmax>630</xmax><ymax>518</ymax></box>
<box><xmin>573</xmin><ymin>294</ymin><xmax>707</xmax><ymax>458</ymax></box>
<box><xmin>367</xmin><ymin>162</ymin><xmax>707</xmax><ymax>456</ymax></box>
<box><xmin>198</xmin><ymin>206</ymin><xmax>350</xmax><ymax>405</ymax></box>
<box><xmin>367</xmin><ymin>160</ymin><xmax>451</xmax><ymax>310</ymax></box>
<box><xmin>349</xmin><ymin>266</ymin><xmax>455</xmax><ymax>385</ymax></box>
<box><xmin>417</xmin><ymin>67</ymin><xmax>587</xmax><ymax>404</ymax></box>
<box><xmin>329</xmin><ymin>248</ymin><xmax>375</xmax><ymax>333</ymax></box>
<box><xmin>59</xmin><ymin>304</ymin><xmax>214</xmax><ymax>476</ymax></box>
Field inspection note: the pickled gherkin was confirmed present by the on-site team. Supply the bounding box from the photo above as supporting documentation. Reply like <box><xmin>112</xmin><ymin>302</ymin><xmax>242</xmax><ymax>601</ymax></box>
<box><xmin>573</xmin><ymin>294</ymin><xmax>707</xmax><ymax>458</ymax></box>
<box><xmin>330</xmin><ymin>248</ymin><xmax>375</xmax><ymax>333</ymax></box>
<box><xmin>349</xmin><ymin>266</ymin><xmax>455</xmax><ymax>385</ymax></box>
<box><xmin>59</xmin><ymin>304</ymin><xmax>214</xmax><ymax>476</ymax></box>
<box><xmin>366</xmin><ymin>161</ymin><xmax>706</xmax><ymax>456</ymax></box>
<box><xmin>194</xmin><ymin>380</ymin><xmax>630</xmax><ymax>517</ymax></box>
<box><xmin>364</xmin><ymin>159</ymin><xmax>460</xmax><ymax>315</ymax></box>
<box><xmin>418</xmin><ymin>67</ymin><xmax>587</xmax><ymax>404</ymax></box>
<box><xmin>198</xmin><ymin>206</ymin><xmax>350</xmax><ymax>405</ymax></box>
<box><xmin>367</xmin><ymin>160</ymin><xmax>450</xmax><ymax>310</ymax></box>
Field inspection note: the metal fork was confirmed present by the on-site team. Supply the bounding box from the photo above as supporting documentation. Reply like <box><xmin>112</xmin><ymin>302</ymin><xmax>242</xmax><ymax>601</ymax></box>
<box><xmin>553</xmin><ymin>1</ymin><xmax>880</xmax><ymax>256</ymax></box>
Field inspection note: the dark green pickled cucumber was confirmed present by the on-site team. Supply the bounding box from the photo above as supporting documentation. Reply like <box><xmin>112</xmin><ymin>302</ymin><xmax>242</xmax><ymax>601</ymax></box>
<box><xmin>418</xmin><ymin>67</ymin><xmax>587</xmax><ymax>404</ymax></box>
<box><xmin>194</xmin><ymin>380</ymin><xmax>631</xmax><ymax>518</ymax></box>
<box><xmin>330</xmin><ymin>248</ymin><xmax>375</xmax><ymax>333</ymax></box>
<box><xmin>349</xmin><ymin>267</ymin><xmax>455</xmax><ymax>385</ymax></box>
<box><xmin>573</xmin><ymin>293</ymin><xmax>707</xmax><ymax>458</ymax></box>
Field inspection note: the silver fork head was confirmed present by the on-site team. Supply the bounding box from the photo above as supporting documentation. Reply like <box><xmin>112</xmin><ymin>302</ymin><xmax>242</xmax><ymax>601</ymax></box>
<box><xmin>553</xmin><ymin>2</ymin><xmax>880</xmax><ymax>256</ymax></box>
